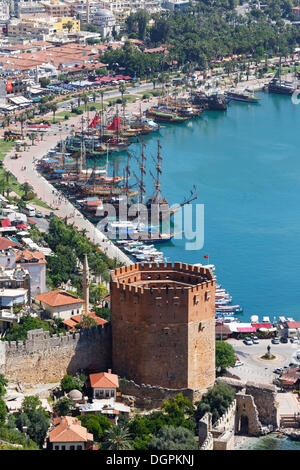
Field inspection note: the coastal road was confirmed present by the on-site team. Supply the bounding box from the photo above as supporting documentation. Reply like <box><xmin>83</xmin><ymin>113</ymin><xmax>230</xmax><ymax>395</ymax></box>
<box><xmin>3</xmin><ymin>115</ymin><xmax>133</xmax><ymax>265</ymax></box>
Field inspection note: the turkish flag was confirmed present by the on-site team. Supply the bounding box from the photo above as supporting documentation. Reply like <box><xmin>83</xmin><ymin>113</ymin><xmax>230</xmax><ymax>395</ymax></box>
<box><xmin>204</xmin><ymin>255</ymin><xmax>209</xmax><ymax>259</ymax></box>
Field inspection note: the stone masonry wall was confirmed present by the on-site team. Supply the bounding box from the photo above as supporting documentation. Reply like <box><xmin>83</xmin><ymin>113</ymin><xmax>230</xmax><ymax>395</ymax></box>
<box><xmin>0</xmin><ymin>325</ymin><xmax>112</xmax><ymax>385</ymax></box>
<box><xmin>119</xmin><ymin>378</ymin><xmax>205</xmax><ymax>409</ymax></box>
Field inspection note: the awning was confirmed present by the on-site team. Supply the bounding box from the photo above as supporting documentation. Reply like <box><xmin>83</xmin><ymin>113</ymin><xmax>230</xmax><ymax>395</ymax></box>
<box><xmin>237</xmin><ymin>327</ymin><xmax>256</xmax><ymax>333</ymax></box>
<box><xmin>1</xmin><ymin>218</ymin><xmax>11</xmax><ymax>227</ymax></box>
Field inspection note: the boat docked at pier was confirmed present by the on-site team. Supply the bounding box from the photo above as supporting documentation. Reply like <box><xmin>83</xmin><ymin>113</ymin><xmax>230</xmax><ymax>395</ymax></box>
<box><xmin>145</xmin><ymin>107</ymin><xmax>188</xmax><ymax>123</ymax></box>
<box><xmin>266</xmin><ymin>59</ymin><xmax>297</xmax><ymax>95</ymax></box>
<box><xmin>190</xmin><ymin>91</ymin><xmax>228</xmax><ymax>111</ymax></box>
<box><xmin>226</xmin><ymin>89</ymin><xmax>261</xmax><ymax>103</ymax></box>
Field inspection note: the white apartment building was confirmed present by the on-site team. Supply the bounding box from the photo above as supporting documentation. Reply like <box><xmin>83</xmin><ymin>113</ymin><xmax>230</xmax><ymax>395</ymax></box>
<box><xmin>0</xmin><ymin>2</ymin><xmax>10</xmax><ymax>23</ymax></box>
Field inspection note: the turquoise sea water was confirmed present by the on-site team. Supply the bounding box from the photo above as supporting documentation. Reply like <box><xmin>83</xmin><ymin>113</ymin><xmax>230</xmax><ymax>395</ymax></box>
<box><xmin>90</xmin><ymin>92</ymin><xmax>300</xmax><ymax>322</ymax></box>
<box><xmin>240</xmin><ymin>434</ymin><xmax>300</xmax><ymax>450</ymax></box>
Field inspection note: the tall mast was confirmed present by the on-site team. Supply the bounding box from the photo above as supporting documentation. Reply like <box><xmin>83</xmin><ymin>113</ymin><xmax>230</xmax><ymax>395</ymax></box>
<box><xmin>149</xmin><ymin>139</ymin><xmax>163</xmax><ymax>204</ymax></box>
<box><xmin>140</xmin><ymin>138</ymin><xmax>146</xmax><ymax>204</ymax></box>
<box><xmin>125</xmin><ymin>150</ymin><xmax>131</xmax><ymax>197</ymax></box>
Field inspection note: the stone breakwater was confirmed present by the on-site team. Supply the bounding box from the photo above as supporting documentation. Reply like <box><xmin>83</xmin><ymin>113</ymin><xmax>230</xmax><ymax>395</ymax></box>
<box><xmin>0</xmin><ymin>326</ymin><xmax>112</xmax><ymax>385</ymax></box>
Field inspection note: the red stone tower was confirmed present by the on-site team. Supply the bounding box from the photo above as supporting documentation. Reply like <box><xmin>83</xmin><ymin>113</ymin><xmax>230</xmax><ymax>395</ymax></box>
<box><xmin>110</xmin><ymin>262</ymin><xmax>216</xmax><ymax>392</ymax></box>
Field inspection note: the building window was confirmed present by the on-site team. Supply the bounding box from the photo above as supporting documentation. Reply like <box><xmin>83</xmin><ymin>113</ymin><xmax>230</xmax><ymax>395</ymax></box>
<box><xmin>70</xmin><ymin>445</ymin><xmax>75</xmax><ymax>450</ymax></box>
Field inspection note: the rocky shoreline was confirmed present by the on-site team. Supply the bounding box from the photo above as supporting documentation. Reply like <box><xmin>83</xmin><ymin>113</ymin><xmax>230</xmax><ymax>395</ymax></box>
<box><xmin>280</xmin><ymin>428</ymin><xmax>300</xmax><ymax>441</ymax></box>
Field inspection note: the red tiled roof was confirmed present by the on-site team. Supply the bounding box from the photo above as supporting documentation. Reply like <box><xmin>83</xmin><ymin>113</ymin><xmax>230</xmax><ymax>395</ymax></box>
<box><xmin>16</xmin><ymin>249</ymin><xmax>46</xmax><ymax>264</ymax></box>
<box><xmin>0</xmin><ymin>237</ymin><xmax>20</xmax><ymax>250</ymax></box>
<box><xmin>89</xmin><ymin>372</ymin><xmax>119</xmax><ymax>389</ymax></box>
<box><xmin>34</xmin><ymin>289</ymin><xmax>83</xmax><ymax>307</ymax></box>
<box><xmin>62</xmin><ymin>313</ymin><xmax>108</xmax><ymax>330</ymax></box>
<box><xmin>49</xmin><ymin>416</ymin><xmax>93</xmax><ymax>443</ymax></box>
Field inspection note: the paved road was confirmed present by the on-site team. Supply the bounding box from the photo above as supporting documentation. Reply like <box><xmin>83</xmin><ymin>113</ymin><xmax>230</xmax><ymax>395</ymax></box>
<box><xmin>3</xmin><ymin>115</ymin><xmax>133</xmax><ymax>265</ymax></box>
<box><xmin>227</xmin><ymin>338</ymin><xmax>300</xmax><ymax>384</ymax></box>
<box><xmin>58</xmin><ymin>81</ymin><xmax>161</xmax><ymax>110</ymax></box>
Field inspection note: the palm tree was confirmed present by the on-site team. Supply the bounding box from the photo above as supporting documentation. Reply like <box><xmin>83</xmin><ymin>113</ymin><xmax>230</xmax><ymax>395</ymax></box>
<box><xmin>29</xmin><ymin>132</ymin><xmax>37</xmax><ymax>146</ymax></box>
<box><xmin>21</xmin><ymin>182</ymin><xmax>33</xmax><ymax>200</ymax></box>
<box><xmin>17</xmin><ymin>113</ymin><xmax>26</xmax><ymax>137</ymax></box>
<box><xmin>101</xmin><ymin>425</ymin><xmax>133</xmax><ymax>450</ymax></box>
<box><xmin>118</xmin><ymin>84</ymin><xmax>126</xmax><ymax>105</ymax></box>
<box><xmin>50</xmin><ymin>103</ymin><xmax>58</xmax><ymax>123</ymax></box>
<box><xmin>65</xmin><ymin>20</ymin><xmax>74</xmax><ymax>33</ymax></box>
<box><xmin>82</xmin><ymin>94</ymin><xmax>88</xmax><ymax>113</ymax></box>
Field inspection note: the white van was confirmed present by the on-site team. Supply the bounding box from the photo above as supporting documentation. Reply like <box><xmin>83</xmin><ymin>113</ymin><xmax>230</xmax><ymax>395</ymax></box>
<box><xmin>23</xmin><ymin>205</ymin><xmax>36</xmax><ymax>217</ymax></box>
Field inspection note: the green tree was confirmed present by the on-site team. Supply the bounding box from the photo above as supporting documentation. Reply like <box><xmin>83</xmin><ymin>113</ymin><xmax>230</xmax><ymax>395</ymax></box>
<box><xmin>50</xmin><ymin>103</ymin><xmax>58</xmax><ymax>123</ymax></box>
<box><xmin>78</xmin><ymin>414</ymin><xmax>112</xmax><ymax>442</ymax></box>
<box><xmin>148</xmin><ymin>425</ymin><xmax>198</xmax><ymax>450</ymax></box>
<box><xmin>215</xmin><ymin>340</ymin><xmax>236</xmax><ymax>373</ymax></box>
<box><xmin>195</xmin><ymin>382</ymin><xmax>235</xmax><ymax>425</ymax></box>
<box><xmin>53</xmin><ymin>397</ymin><xmax>75</xmax><ymax>416</ymax></box>
<box><xmin>0</xmin><ymin>399</ymin><xmax>7</xmax><ymax>426</ymax></box>
<box><xmin>60</xmin><ymin>374</ymin><xmax>86</xmax><ymax>393</ymax></box>
<box><xmin>21</xmin><ymin>182</ymin><xmax>34</xmax><ymax>201</ymax></box>
<box><xmin>15</xmin><ymin>396</ymin><xmax>50</xmax><ymax>448</ymax></box>
<box><xmin>75</xmin><ymin>315</ymin><xmax>98</xmax><ymax>329</ymax></box>
<box><xmin>39</xmin><ymin>78</ymin><xmax>50</xmax><ymax>88</ymax></box>
<box><xmin>0</xmin><ymin>374</ymin><xmax>8</xmax><ymax>398</ymax></box>
<box><xmin>101</xmin><ymin>425</ymin><xmax>133</xmax><ymax>450</ymax></box>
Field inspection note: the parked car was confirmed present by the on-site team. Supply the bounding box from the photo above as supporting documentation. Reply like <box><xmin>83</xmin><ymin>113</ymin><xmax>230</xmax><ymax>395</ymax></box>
<box><xmin>289</xmin><ymin>363</ymin><xmax>298</xmax><ymax>368</ymax></box>
<box><xmin>272</xmin><ymin>337</ymin><xmax>280</xmax><ymax>344</ymax></box>
<box><xmin>35</xmin><ymin>211</ymin><xmax>43</xmax><ymax>218</ymax></box>
<box><xmin>280</xmin><ymin>336</ymin><xmax>288</xmax><ymax>343</ymax></box>
<box><xmin>290</xmin><ymin>337</ymin><xmax>299</xmax><ymax>343</ymax></box>
<box><xmin>244</xmin><ymin>337</ymin><xmax>253</xmax><ymax>345</ymax></box>
<box><xmin>234</xmin><ymin>357</ymin><xmax>244</xmax><ymax>367</ymax></box>
<box><xmin>274</xmin><ymin>368</ymin><xmax>283</xmax><ymax>374</ymax></box>
<box><xmin>252</xmin><ymin>336</ymin><xmax>259</xmax><ymax>344</ymax></box>
<box><xmin>297</xmin><ymin>350</ymin><xmax>300</xmax><ymax>360</ymax></box>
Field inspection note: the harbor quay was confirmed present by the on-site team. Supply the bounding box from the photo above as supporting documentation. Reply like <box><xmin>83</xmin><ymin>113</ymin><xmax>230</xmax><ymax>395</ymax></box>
<box><xmin>3</xmin><ymin>116</ymin><xmax>133</xmax><ymax>266</ymax></box>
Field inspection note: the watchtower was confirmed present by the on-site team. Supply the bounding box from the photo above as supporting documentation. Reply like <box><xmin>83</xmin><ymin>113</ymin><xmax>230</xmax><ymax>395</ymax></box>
<box><xmin>110</xmin><ymin>262</ymin><xmax>216</xmax><ymax>392</ymax></box>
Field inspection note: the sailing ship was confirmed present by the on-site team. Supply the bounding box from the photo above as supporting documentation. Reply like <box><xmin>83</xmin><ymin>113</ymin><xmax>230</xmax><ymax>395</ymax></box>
<box><xmin>267</xmin><ymin>58</ymin><xmax>297</xmax><ymax>95</ymax></box>
<box><xmin>190</xmin><ymin>91</ymin><xmax>228</xmax><ymax>110</ymax></box>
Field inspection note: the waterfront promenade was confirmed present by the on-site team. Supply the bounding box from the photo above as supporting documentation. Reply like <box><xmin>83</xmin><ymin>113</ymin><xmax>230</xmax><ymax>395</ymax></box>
<box><xmin>3</xmin><ymin>117</ymin><xmax>133</xmax><ymax>266</ymax></box>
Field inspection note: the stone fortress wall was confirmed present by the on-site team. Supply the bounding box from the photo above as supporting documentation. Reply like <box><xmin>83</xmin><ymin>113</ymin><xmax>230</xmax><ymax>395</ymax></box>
<box><xmin>0</xmin><ymin>325</ymin><xmax>112</xmax><ymax>384</ymax></box>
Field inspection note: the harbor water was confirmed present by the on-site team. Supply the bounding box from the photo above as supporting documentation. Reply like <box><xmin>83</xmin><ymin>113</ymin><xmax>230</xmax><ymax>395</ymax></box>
<box><xmin>239</xmin><ymin>433</ymin><xmax>300</xmax><ymax>450</ymax></box>
<box><xmin>90</xmin><ymin>91</ymin><xmax>300</xmax><ymax>322</ymax></box>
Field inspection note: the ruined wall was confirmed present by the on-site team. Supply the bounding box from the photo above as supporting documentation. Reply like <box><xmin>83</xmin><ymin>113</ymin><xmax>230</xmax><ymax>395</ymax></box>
<box><xmin>199</xmin><ymin>403</ymin><xmax>236</xmax><ymax>451</ymax></box>
<box><xmin>0</xmin><ymin>325</ymin><xmax>112</xmax><ymax>385</ymax></box>
<box><xmin>235</xmin><ymin>393</ymin><xmax>263</xmax><ymax>436</ymax></box>
<box><xmin>246</xmin><ymin>382</ymin><xmax>278</xmax><ymax>428</ymax></box>
<box><xmin>119</xmin><ymin>377</ymin><xmax>205</xmax><ymax>409</ymax></box>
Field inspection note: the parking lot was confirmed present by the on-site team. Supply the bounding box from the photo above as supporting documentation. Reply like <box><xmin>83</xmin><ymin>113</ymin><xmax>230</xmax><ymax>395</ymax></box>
<box><xmin>227</xmin><ymin>338</ymin><xmax>300</xmax><ymax>385</ymax></box>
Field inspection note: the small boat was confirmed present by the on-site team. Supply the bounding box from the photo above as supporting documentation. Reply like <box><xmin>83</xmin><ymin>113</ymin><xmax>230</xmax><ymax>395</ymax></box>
<box><xmin>216</xmin><ymin>305</ymin><xmax>243</xmax><ymax>313</ymax></box>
